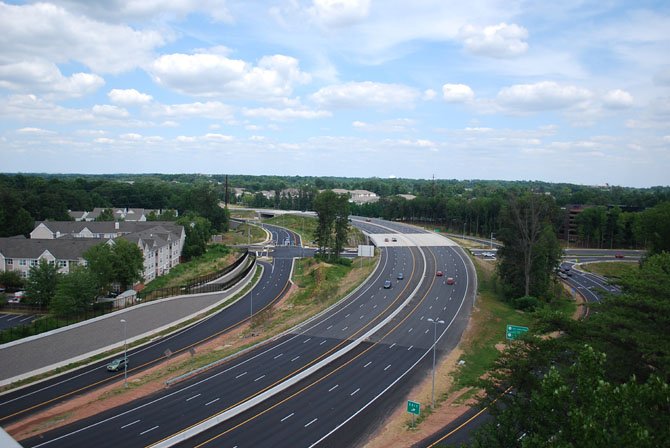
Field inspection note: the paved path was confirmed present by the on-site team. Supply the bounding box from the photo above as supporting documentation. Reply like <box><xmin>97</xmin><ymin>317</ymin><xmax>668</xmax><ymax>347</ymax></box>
<box><xmin>0</xmin><ymin>286</ymin><xmax>247</xmax><ymax>384</ymax></box>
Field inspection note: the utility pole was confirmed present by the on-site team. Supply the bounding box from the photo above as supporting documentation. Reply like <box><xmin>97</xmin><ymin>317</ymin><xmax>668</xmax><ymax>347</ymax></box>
<box><xmin>120</xmin><ymin>318</ymin><xmax>128</xmax><ymax>387</ymax></box>
<box><xmin>427</xmin><ymin>318</ymin><xmax>445</xmax><ymax>408</ymax></box>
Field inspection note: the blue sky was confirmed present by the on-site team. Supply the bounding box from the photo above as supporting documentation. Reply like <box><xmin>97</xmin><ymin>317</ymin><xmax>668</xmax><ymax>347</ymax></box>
<box><xmin>1</xmin><ymin>0</ymin><xmax>669</xmax><ymax>187</ymax></box>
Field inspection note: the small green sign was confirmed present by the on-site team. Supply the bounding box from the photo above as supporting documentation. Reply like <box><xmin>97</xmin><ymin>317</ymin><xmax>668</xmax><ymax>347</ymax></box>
<box><xmin>434</xmin><ymin>228</ymin><xmax>441</xmax><ymax>232</ymax></box>
<box><xmin>506</xmin><ymin>324</ymin><xmax>529</xmax><ymax>340</ymax></box>
<box><xmin>407</xmin><ymin>400</ymin><xmax>420</xmax><ymax>415</ymax></box>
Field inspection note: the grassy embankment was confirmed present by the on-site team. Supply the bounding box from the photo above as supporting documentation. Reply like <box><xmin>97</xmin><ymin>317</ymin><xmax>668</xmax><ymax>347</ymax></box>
<box><xmin>579</xmin><ymin>261</ymin><xmax>637</xmax><ymax>282</ymax></box>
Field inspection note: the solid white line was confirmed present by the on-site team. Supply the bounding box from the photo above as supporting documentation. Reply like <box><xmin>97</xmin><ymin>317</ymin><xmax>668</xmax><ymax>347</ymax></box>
<box><xmin>305</xmin><ymin>418</ymin><xmax>318</xmax><ymax>427</ymax></box>
<box><xmin>350</xmin><ymin>388</ymin><xmax>360</xmax><ymax>396</ymax></box>
<box><xmin>281</xmin><ymin>412</ymin><xmax>294</xmax><ymax>422</ymax></box>
<box><xmin>384</xmin><ymin>364</ymin><xmax>391</xmax><ymax>371</ymax></box>
<box><xmin>186</xmin><ymin>394</ymin><xmax>201</xmax><ymax>402</ymax></box>
<box><xmin>140</xmin><ymin>425</ymin><xmax>159</xmax><ymax>435</ymax></box>
<box><xmin>254</xmin><ymin>375</ymin><xmax>266</xmax><ymax>382</ymax></box>
<box><xmin>121</xmin><ymin>420</ymin><xmax>140</xmax><ymax>429</ymax></box>
<box><xmin>205</xmin><ymin>398</ymin><xmax>220</xmax><ymax>406</ymax></box>
<box><xmin>328</xmin><ymin>384</ymin><xmax>339</xmax><ymax>392</ymax></box>
<box><xmin>235</xmin><ymin>372</ymin><xmax>247</xmax><ymax>379</ymax></box>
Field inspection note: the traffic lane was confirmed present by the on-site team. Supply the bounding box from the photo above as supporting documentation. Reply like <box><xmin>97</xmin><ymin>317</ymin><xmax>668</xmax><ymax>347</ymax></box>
<box><xmin>263</xmin><ymin>223</ymin><xmax>299</xmax><ymax>247</ymax></box>
<box><xmin>187</xmin><ymin>246</ymin><xmax>472</xmax><ymax>448</ymax></box>
<box><xmin>22</xmin><ymin>247</ymin><xmax>421</xmax><ymax>446</ymax></box>
<box><xmin>0</xmin><ymin>258</ymin><xmax>291</xmax><ymax>424</ymax></box>
<box><xmin>0</xmin><ymin>313</ymin><xmax>39</xmax><ymax>331</ymax></box>
<box><xmin>350</xmin><ymin>217</ymin><xmax>428</xmax><ymax>235</ymax></box>
<box><xmin>413</xmin><ymin>404</ymin><xmax>492</xmax><ymax>448</ymax></box>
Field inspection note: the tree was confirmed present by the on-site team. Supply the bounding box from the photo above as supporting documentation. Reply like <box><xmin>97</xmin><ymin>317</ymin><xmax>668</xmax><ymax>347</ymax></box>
<box><xmin>84</xmin><ymin>243</ymin><xmax>116</xmax><ymax>292</ymax></box>
<box><xmin>51</xmin><ymin>266</ymin><xmax>99</xmax><ymax>316</ymax></box>
<box><xmin>177</xmin><ymin>213</ymin><xmax>212</xmax><ymax>260</ymax></box>
<box><xmin>0</xmin><ymin>270</ymin><xmax>23</xmax><ymax>290</ymax></box>
<box><xmin>473</xmin><ymin>345</ymin><xmax>670</xmax><ymax>448</ymax></box>
<box><xmin>110</xmin><ymin>238</ymin><xmax>144</xmax><ymax>290</ymax></box>
<box><xmin>313</xmin><ymin>190</ymin><xmax>349</xmax><ymax>261</ymax></box>
<box><xmin>95</xmin><ymin>208</ymin><xmax>115</xmax><ymax>221</ymax></box>
<box><xmin>25</xmin><ymin>259</ymin><xmax>61</xmax><ymax>308</ymax></box>
<box><xmin>638</xmin><ymin>201</ymin><xmax>670</xmax><ymax>254</ymax></box>
<box><xmin>497</xmin><ymin>192</ymin><xmax>562</xmax><ymax>299</ymax></box>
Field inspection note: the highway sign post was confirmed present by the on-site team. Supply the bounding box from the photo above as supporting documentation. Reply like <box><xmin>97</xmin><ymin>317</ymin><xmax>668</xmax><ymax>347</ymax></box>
<box><xmin>506</xmin><ymin>324</ymin><xmax>529</xmax><ymax>340</ymax></box>
<box><xmin>407</xmin><ymin>400</ymin><xmax>420</xmax><ymax>427</ymax></box>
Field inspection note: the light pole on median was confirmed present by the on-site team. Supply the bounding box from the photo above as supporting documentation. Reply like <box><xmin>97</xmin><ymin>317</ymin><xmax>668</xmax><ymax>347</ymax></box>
<box><xmin>427</xmin><ymin>318</ymin><xmax>445</xmax><ymax>408</ymax></box>
<box><xmin>120</xmin><ymin>318</ymin><xmax>128</xmax><ymax>387</ymax></box>
<box><xmin>490</xmin><ymin>232</ymin><xmax>495</xmax><ymax>249</ymax></box>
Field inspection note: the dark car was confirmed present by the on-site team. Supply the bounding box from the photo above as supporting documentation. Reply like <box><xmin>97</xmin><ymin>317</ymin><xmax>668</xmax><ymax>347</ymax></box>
<box><xmin>615</xmin><ymin>253</ymin><xmax>625</xmax><ymax>259</ymax></box>
<box><xmin>383</xmin><ymin>280</ymin><xmax>392</xmax><ymax>289</ymax></box>
<box><xmin>397</xmin><ymin>272</ymin><xmax>404</xmax><ymax>280</ymax></box>
<box><xmin>106</xmin><ymin>357</ymin><xmax>128</xmax><ymax>372</ymax></box>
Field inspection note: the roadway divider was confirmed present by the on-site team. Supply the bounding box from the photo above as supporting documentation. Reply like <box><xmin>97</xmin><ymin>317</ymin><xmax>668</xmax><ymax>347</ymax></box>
<box><xmin>150</xmin><ymin>245</ymin><xmax>427</xmax><ymax>448</ymax></box>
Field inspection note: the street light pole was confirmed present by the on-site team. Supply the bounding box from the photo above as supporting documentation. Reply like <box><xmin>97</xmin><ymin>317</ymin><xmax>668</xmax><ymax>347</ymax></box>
<box><xmin>427</xmin><ymin>318</ymin><xmax>445</xmax><ymax>408</ymax></box>
<box><xmin>490</xmin><ymin>232</ymin><xmax>494</xmax><ymax>249</ymax></box>
<box><xmin>120</xmin><ymin>318</ymin><xmax>128</xmax><ymax>387</ymax></box>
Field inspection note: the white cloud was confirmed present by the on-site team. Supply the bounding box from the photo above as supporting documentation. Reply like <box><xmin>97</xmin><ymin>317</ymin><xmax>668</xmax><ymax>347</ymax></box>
<box><xmin>309</xmin><ymin>0</ymin><xmax>371</xmax><ymax>27</ymax></box>
<box><xmin>120</xmin><ymin>133</ymin><xmax>142</xmax><ymax>140</ymax></box>
<box><xmin>17</xmin><ymin>127</ymin><xmax>55</xmax><ymax>135</ymax></box>
<box><xmin>497</xmin><ymin>81</ymin><xmax>592</xmax><ymax>111</ymax></box>
<box><xmin>311</xmin><ymin>81</ymin><xmax>419</xmax><ymax>109</ymax></box>
<box><xmin>0</xmin><ymin>2</ymin><xmax>165</xmax><ymax>74</ymax></box>
<box><xmin>150</xmin><ymin>52</ymin><xmax>311</xmax><ymax>99</ymax></box>
<box><xmin>459</xmin><ymin>22</ymin><xmax>528</xmax><ymax>58</ymax></box>
<box><xmin>151</xmin><ymin>101</ymin><xmax>234</xmax><ymax>120</ymax></box>
<box><xmin>204</xmin><ymin>133</ymin><xmax>234</xmax><ymax>141</ymax></box>
<box><xmin>94</xmin><ymin>137</ymin><xmax>114</xmax><ymax>144</ymax></box>
<box><xmin>243</xmin><ymin>107</ymin><xmax>331</xmax><ymax>121</ymax></box>
<box><xmin>92</xmin><ymin>104</ymin><xmax>129</xmax><ymax>118</ymax></box>
<box><xmin>423</xmin><ymin>89</ymin><xmax>437</xmax><ymax>100</ymax></box>
<box><xmin>0</xmin><ymin>61</ymin><xmax>104</xmax><ymax>98</ymax></box>
<box><xmin>108</xmin><ymin>89</ymin><xmax>153</xmax><ymax>105</ymax></box>
<box><xmin>53</xmin><ymin>0</ymin><xmax>233</xmax><ymax>24</ymax></box>
<box><xmin>442</xmin><ymin>83</ymin><xmax>475</xmax><ymax>103</ymax></box>
<box><xmin>602</xmin><ymin>89</ymin><xmax>634</xmax><ymax>109</ymax></box>
<box><xmin>351</xmin><ymin>118</ymin><xmax>415</xmax><ymax>132</ymax></box>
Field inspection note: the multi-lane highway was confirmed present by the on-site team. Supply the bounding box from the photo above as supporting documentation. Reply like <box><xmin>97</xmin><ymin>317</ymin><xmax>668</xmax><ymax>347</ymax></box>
<box><xmin>0</xmin><ymin>224</ymin><xmax>295</xmax><ymax>425</ymax></box>
<box><xmin>19</xmin><ymin>219</ymin><xmax>476</xmax><ymax>448</ymax></box>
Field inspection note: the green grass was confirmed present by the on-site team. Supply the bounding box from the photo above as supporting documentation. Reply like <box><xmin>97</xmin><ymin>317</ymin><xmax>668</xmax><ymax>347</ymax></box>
<box><xmin>221</xmin><ymin>222</ymin><xmax>267</xmax><ymax>245</ymax></box>
<box><xmin>580</xmin><ymin>261</ymin><xmax>637</xmax><ymax>281</ymax></box>
<box><xmin>264</xmin><ymin>214</ymin><xmax>366</xmax><ymax>248</ymax></box>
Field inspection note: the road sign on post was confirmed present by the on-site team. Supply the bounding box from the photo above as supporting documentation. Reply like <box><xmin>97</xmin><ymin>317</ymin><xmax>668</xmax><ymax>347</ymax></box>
<box><xmin>506</xmin><ymin>324</ymin><xmax>529</xmax><ymax>340</ymax></box>
<box><xmin>407</xmin><ymin>400</ymin><xmax>420</xmax><ymax>415</ymax></box>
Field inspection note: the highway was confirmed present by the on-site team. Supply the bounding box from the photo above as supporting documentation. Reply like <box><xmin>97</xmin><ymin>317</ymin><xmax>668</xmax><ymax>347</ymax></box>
<box><xmin>0</xmin><ymin>224</ymin><xmax>295</xmax><ymax>425</ymax></box>
<box><xmin>20</xmin><ymin>220</ymin><xmax>476</xmax><ymax>448</ymax></box>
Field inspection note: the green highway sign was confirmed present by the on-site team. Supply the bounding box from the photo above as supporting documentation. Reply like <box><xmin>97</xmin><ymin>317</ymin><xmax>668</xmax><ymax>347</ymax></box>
<box><xmin>407</xmin><ymin>400</ymin><xmax>421</xmax><ymax>415</ymax></box>
<box><xmin>506</xmin><ymin>324</ymin><xmax>529</xmax><ymax>340</ymax></box>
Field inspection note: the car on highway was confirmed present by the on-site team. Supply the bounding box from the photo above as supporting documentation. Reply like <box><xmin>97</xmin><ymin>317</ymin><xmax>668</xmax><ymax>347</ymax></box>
<box><xmin>397</xmin><ymin>272</ymin><xmax>403</xmax><ymax>280</ymax></box>
<box><xmin>391</xmin><ymin>237</ymin><xmax>397</xmax><ymax>242</ymax></box>
<box><xmin>558</xmin><ymin>272</ymin><xmax>568</xmax><ymax>279</ymax></box>
<box><xmin>446</xmin><ymin>277</ymin><xmax>455</xmax><ymax>285</ymax></box>
<box><xmin>106</xmin><ymin>357</ymin><xmax>128</xmax><ymax>372</ymax></box>
<box><xmin>383</xmin><ymin>280</ymin><xmax>392</xmax><ymax>289</ymax></box>
<box><xmin>615</xmin><ymin>253</ymin><xmax>625</xmax><ymax>259</ymax></box>
<box><xmin>436</xmin><ymin>271</ymin><xmax>443</xmax><ymax>277</ymax></box>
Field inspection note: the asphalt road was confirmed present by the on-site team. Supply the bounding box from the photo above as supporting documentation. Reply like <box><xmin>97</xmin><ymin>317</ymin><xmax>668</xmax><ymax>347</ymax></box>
<box><xmin>0</xmin><ymin>254</ymin><xmax>292</xmax><ymax>425</ymax></box>
<box><xmin>0</xmin><ymin>313</ymin><xmax>39</xmax><ymax>331</ymax></box>
<box><xmin>22</xmin><ymin>235</ymin><xmax>421</xmax><ymax>447</ymax></box>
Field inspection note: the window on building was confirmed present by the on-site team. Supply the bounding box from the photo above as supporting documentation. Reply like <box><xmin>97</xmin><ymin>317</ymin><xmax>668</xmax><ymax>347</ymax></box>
<box><xmin>30</xmin><ymin>260</ymin><xmax>39</xmax><ymax>267</ymax></box>
<box><xmin>58</xmin><ymin>260</ymin><xmax>67</xmax><ymax>267</ymax></box>
<box><xmin>6</xmin><ymin>259</ymin><xmax>12</xmax><ymax>265</ymax></box>
<box><xmin>20</xmin><ymin>271</ymin><xmax>28</xmax><ymax>278</ymax></box>
<box><xmin>19</xmin><ymin>259</ymin><xmax>27</xmax><ymax>266</ymax></box>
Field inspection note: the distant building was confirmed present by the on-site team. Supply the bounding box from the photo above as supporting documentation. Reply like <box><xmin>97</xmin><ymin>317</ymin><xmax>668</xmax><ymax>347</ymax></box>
<box><xmin>397</xmin><ymin>194</ymin><xmax>416</xmax><ymax>200</ymax></box>
<box><xmin>329</xmin><ymin>189</ymin><xmax>379</xmax><ymax>204</ymax></box>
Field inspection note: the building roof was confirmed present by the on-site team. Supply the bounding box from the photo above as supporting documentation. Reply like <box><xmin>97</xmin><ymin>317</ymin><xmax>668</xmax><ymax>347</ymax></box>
<box><xmin>34</xmin><ymin>221</ymin><xmax>184</xmax><ymax>238</ymax></box>
<box><xmin>0</xmin><ymin>237</ymin><xmax>104</xmax><ymax>260</ymax></box>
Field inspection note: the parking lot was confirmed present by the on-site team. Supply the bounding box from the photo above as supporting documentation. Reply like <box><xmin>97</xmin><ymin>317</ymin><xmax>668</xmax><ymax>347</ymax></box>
<box><xmin>0</xmin><ymin>313</ymin><xmax>39</xmax><ymax>332</ymax></box>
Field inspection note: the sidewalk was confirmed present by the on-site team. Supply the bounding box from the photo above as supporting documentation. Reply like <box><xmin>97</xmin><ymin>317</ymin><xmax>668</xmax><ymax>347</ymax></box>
<box><xmin>0</xmin><ymin>271</ymin><xmax>252</xmax><ymax>386</ymax></box>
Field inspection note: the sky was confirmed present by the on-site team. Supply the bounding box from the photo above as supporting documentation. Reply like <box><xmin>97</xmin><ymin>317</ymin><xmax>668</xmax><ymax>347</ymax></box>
<box><xmin>1</xmin><ymin>1</ymin><xmax>669</xmax><ymax>188</ymax></box>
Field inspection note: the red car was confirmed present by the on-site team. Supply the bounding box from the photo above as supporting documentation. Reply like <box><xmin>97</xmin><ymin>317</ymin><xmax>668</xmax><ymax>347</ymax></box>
<box><xmin>446</xmin><ymin>277</ymin><xmax>455</xmax><ymax>285</ymax></box>
<box><xmin>615</xmin><ymin>253</ymin><xmax>625</xmax><ymax>259</ymax></box>
<box><xmin>436</xmin><ymin>271</ymin><xmax>443</xmax><ymax>277</ymax></box>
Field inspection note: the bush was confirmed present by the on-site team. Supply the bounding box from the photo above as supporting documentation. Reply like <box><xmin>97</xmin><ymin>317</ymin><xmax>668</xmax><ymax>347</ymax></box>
<box><xmin>512</xmin><ymin>295</ymin><xmax>540</xmax><ymax>311</ymax></box>
<box><xmin>336</xmin><ymin>257</ymin><xmax>353</xmax><ymax>266</ymax></box>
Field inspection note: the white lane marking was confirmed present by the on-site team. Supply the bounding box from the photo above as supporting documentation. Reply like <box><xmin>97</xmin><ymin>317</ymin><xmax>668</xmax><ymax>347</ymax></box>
<box><xmin>420</xmin><ymin>316</ymin><xmax>424</xmax><ymax>320</ymax></box>
<box><xmin>121</xmin><ymin>420</ymin><xmax>140</xmax><ymax>429</ymax></box>
<box><xmin>360</xmin><ymin>304</ymin><xmax>364</xmax><ymax>308</ymax></box>
<box><xmin>235</xmin><ymin>372</ymin><xmax>248</xmax><ymax>379</ymax></box>
<box><xmin>435</xmin><ymin>297</ymin><xmax>439</xmax><ymax>301</ymax></box>
<box><xmin>281</xmin><ymin>413</ymin><xmax>294</xmax><ymax>422</ymax></box>
<box><xmin>320</xmin><ymin>340</ymin><xmax>327</xmax><ymax>345</ymax></box>
<box><xmin>274</xmin><ymin>353</ymin><xmax>283</xmax><ymax>359</ymax></box>
<box><xmin>19</xmin><ymin>315</ymin><xmax>34</xmax><ymax>322</ymax></box>
<box><xmin>444</xmin><ymin>306</ymin><xmax>447</xmax><ymax>310</ymax></box>
<box><xmin>407</xmin><ymin>345</ymin><xmax>413</xmax><ymax>351</ymax></box>
<box><xmin>384</xmin><ymin>364</ymin><xmax>391</xmax><ymax>371</ymax></box>
<box><xmin>254</xmin><ymin>375</ymin><xmax>266</xmax><ymax>382</ymax></box>
<box><xmin>303</xmin><ymin>338</ymin><xmax>312</xmax><ymax>344</ymax></box>
<box><xmin>359</xmin><ymin>315</ymin><xmax>364</xmax><ymax>319</ymax></box>
<box><xmin>363</xmin><ymin>362</ymin><xmax>372</xmax><ymax>368</ymax></box>
<box><xmin>373</xmin><ymin>304</ymin><xmax>377</xmax><ymax>309</ymax></box>
<box><xmin>429</xmin><ymin>305</ymin><xmax>433</xmax><ymax>310</ymax></box>
<box><xmin>205</xmin><ymin>398</ymin><xmax>220</xmax><ymax>406</ymax></box>
<box><xmin>408</xmin><ymin>327</ymin><xmax>413</xmax><ymax>333</ymax></box>
<box><xmin>139</xmin><ymin>425</ymin><xmax>159</xmax><ymax>435</ymax></box>
<box><xmin>345</xmin><ymin>313</ymin><xmax>351</xmax><ymax>318</ymax></box>
<box><xmin>425</xmin><ymin>329</ymin><xmax>429</xmax><ymax>334</ymax></box>
<box><xmin>342</xmin><ymin>326</ymin><xmax>348</xmax><ymax>331</ymax></box>
<box><xmin>328</xmin><ymin>384</ymin><xmax>339</xmax><ymax>392</ymax></box>
<box><xmin>305</xmin><ymin>418</ymin><xmax>318</xmax><ymax>427</ymax></box>
<box><xmin>186</xmin><ymin>393</ymin><xmax>201</xmax><ymax>401</ymax></box>
<box><xmin>291</xmin><ymin>356</ymin><xmax>300</xmax><ymax>362</ymax></box>
<box><xmin>389</xmin><ymin>343</ymin><xmax>396</xmax><ymax>349</ymax></box>
<box><xmin>326</xmin><ymin>325</ymin><xmax>333</xmax><ymax>330</ymax></box>
<box><xmin>350</xmin><ymin>388</ymin><xmax>360</xmax><ymax>396</ymax></box>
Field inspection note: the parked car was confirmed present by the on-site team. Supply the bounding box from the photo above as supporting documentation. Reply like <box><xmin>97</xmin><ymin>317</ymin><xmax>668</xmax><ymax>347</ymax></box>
<box><xmin>8</xmin><ymin>290</ymin><xmax>25</xmax><ymax>303</ymax></box>
<box><xmin>446</xmin><ymin>277</ymin><xmax>455</xmax><ymax>285</ymax></box>
<box><xmin>383</xmin><ymin>280</ymin><xmax>392</xmax><ymax>289</ymax></box>
<box><xmin>436</xmin><ymin>271</ymin><xmax>443</xmax><ymax>277</ymax></box>
<box><xmin>397</xmin><ymin>272</ymin><xmax>404</xmax><ymax>280</ymax></box>
<box><xmin>558</xmin><ymin>272</ymin><xmax>568</xmax><ymax>279</ymax></box>
<box><xmin>106</xmin><ymin>357</ymin><xmax>128</xmax><ymax>372</ymax></box>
